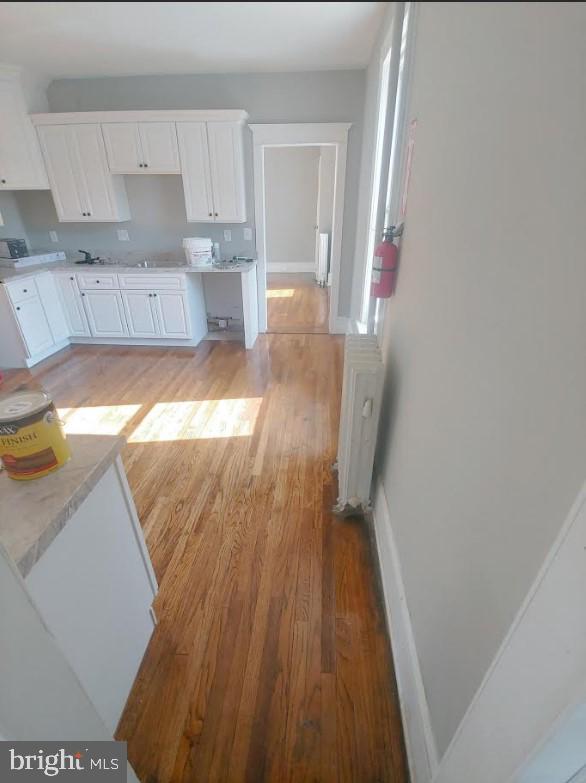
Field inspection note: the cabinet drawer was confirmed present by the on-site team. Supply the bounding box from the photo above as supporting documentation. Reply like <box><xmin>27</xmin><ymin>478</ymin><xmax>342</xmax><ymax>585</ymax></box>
<box><xmin>118</xmin><ymin>273</ymin><xmax>186</xmax><ymax>291</ymax></box>
<box><xmin>77</xmin><ymin>272</ymin><xmax>120</xmax><ymax>290</ymax></box>
<box><xmin>5</xmin><ymin>277</ymin><xmax>39</xmax><ymax>305</ymax></box>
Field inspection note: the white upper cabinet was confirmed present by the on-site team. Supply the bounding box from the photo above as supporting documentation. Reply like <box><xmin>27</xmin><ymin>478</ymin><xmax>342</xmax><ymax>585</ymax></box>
<box><xmin>37</xmin><ymin>124</ymin><xmax>130</xmax><ymax>222</ymax></box>
<box><xmin>177</xmin><ymin>121</ymin><xmax>246</xmax><ymax>223</ymax></box>
<box><xmin>138</xmin><ymin>123</ymin><xmax>180</xmax><ymax>173</ymax></box>
<box><xmin>176</xmin><ymin>122</ymin><xmax>215</xmax><ymax>222</ymax></box>
<box><xmin>206</xmin><ymin>122</ymin><xmax>246</xmax><ymax>223</ymax></box>
<box><xmin>102</xmin><ymin>122</ymin><xmax>179</xmax><ymax>174</ymax></box>
<box><xmin>0</xmin><ymin>72</ymin><xmax>49</xmax><ymax>190</ymax></box>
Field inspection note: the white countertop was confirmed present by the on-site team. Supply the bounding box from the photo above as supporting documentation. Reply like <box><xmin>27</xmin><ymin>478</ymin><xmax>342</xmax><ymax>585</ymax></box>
<box><xmin>0</xmin><ymin>259</ymin><xmax>257</xmax><ymax>283</ymax></box>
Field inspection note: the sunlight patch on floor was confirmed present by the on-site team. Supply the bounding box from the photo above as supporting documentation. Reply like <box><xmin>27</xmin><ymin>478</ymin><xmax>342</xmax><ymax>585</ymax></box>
<box><xmin>127</xmin><ymin>398</ymin><xmax>263</xmax><ymax>442</ymax></box>
<box><xmin>58</xmin><ymin>404</ymin><xmax>142</xmax><ymax>435</ymax></box>
<box><xmin>266</xmin><ymin>288</ymin><xmax>296</xmax><ymax>298</ymax></box>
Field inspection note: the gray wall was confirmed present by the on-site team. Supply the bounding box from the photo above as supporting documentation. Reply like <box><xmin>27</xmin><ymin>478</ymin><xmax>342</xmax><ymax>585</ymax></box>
<box><xmin>373</xmin><ymin>0</ymin><xmax>586</xmax><ymax>758</ymax></box>
<box><xmin>0</xmin><ymin>192</ymin><xmax>29</xmax><ymax>245</ymax></box>
<box><xmin>265</xmin><ymin>146</ymin><xmax>320</xmax><ymax>268</ymax></box>
<box><xmin>16</xmin><ymin>70</ymin><xmax>365</xmax><ymax>315</ymax></box>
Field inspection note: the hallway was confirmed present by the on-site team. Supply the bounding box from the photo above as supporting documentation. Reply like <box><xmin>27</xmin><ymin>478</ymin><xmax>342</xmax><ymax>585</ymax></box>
<box><xmin>4</xmin><ymin>336</ymin><xmax>407</xmax><ymax>783</ymax></box>
<box><xmin>267</xmin><ymin>273</ymin><xmax>330</xmax><ymax>334</ymax></box>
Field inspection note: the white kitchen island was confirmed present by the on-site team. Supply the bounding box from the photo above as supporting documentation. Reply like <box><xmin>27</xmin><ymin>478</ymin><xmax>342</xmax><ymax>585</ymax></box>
<box><xmin>0</xmin><ymin>434</ymin><xmax>157</xmax><ymax>733</ymax></box>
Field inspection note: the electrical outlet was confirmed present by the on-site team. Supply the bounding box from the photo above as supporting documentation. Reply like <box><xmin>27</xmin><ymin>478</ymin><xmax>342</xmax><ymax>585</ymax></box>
<box><xmin>117</xmin><ymin>229</ymin><xmax>130</xmax><ymax>241</ymax></box>
<box><xmin>49</xmin><ymin>230</ymin><xmax>58</xmax><ymax>243</ymax></box>
<box><xmin>223</xmin><ymin>229</ymin><xmax>232</xmax><ymax>242</ymax></box>
<box><xmin>243</xmin><ymin>227</ymin><xmax>253</xmax><ymax>241</ymax></box>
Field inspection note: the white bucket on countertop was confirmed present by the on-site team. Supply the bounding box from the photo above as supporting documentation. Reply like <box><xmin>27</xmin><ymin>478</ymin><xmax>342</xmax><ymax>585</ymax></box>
<box><xmin>183</xmin><ymin>237</ymin><xmax>213</xmax><ymax>268</ymax></box>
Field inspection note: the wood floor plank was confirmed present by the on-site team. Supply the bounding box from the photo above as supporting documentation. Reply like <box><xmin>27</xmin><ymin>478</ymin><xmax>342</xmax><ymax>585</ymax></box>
<box><xmin>2</xmin><ymin>334</ymin><xmax>407</xmax><ymax>782</ymax></box>
<box><xmin>267</xmin><ymin>273</ymin><xmax>329</xmax><ymax>334</ymax></box>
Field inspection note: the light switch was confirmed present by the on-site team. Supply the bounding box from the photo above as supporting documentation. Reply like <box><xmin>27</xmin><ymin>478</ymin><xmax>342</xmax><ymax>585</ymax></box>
<box><xmin>49</xmin><ymin>230</ymin><xmax>58</xmax><ymax>243</ymax></box>
<box><xmin>223</xmin><ymin>229</ymin><xmax>232</xmax><ymax>242</ymax></box>
<box><xmin>243</xmin><ymin>227</ymin><xmax>253</xmax><ymax>241</ymax></box>
<box><xmin>117</xmin><ymin>229</ymin><xmax>130</xmax><ymax>241</ymax></box>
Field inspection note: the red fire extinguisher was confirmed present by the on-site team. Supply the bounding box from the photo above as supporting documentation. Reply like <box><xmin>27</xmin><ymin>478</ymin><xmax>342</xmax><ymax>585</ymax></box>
<box><xmin>371</xmin><ymin>224</ymin><xmax>403</xmax><ymax>298</ymax></box>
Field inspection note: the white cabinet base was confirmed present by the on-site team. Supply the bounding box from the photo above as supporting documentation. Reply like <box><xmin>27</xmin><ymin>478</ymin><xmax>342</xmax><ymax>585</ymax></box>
<box><xmin>25</xmin><ymin>457</ymin><xmax>157</xmax><ymax>733</ymax></box>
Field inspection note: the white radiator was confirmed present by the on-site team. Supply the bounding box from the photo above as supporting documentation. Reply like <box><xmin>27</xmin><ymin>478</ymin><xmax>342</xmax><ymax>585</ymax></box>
<box><xmin>316</xmin><ymin>232</ymin><xmax>329</xmax><ymax>287</ymax></box>
<box><xmin>334</xmin><ymin>335</ymin><xmax>384</xmax><ymax>515</ymax></box>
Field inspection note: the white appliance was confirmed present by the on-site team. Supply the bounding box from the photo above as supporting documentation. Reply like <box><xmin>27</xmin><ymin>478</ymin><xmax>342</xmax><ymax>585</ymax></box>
<box><xmin>182</xmin><ymin>237</ymin><xmax>213</xmax><ymax>268</ymax></box>
<box><xmin>334</xmin><ymin>335</ymin><xmax>384</xmax><ymax>515</ymax></box>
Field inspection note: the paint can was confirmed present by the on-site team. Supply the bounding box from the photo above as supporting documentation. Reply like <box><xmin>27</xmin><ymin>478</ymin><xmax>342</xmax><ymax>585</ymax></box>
<box><xmin>0</xmin><ymin>389</ymin><xmax>71</xmax><ymax>480</ymax></box>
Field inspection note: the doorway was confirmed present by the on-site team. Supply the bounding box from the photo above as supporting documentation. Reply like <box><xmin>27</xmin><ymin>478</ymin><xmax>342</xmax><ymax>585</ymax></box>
<box><xmin>250</xmin><ymin>123</ymin><xmax>351</xmax><ymax>334</ymax></box>
<box><xmin>263</xmin><ymin>144</ymin><xmax>332</xmax><ymax>334</ymax></box>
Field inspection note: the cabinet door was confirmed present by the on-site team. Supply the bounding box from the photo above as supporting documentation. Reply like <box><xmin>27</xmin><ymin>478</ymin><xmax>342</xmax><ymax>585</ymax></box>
<box><xmin>102</xmin><ymin>123</ymin><xmax>142</xmax><ymax>173</ymax></box>
<box><xmin>35</xmin><ymin>273</ymin><xmax>69</xmax><ymax>343</ymax></box>
<box><xmin>176</xmin><ymin>122</ymin><xmax>215</xmax><ymax>222</ymax></box>
<box><xmin>122</xmin><ymin>291</ymin><xmax>159</xmax><ymax>338</ymax></box>
<box><xmin>207</xmin><ymin>122</ymin><xmax>246</xmax><ymax>223</ymax></box>
<box><xmin>37</xmin><ymin>126</ymin><xmax>85</xmax><ymax>221</ymax></box>
<box><xmin>55</xmin><ymin>274</ymin><xmax>91</xmax><ymax>337</ymax></box>
<box><xmin>138</xmin><ymin>123</ymin><xmax>180</xmax><ymax>173</ymax></box>
<box><xmin>152</xmin><ymin>291</ymin><xmax>191</xmax><ymax>338</ymax></box>
<box><xmin>0</xmin><ymin>77</ymin><xmax>48</xmax><ymax>190</ymax></box>
<box><xmin>72</xmin><ymin>124</ymin><xmax>122</xmax><ymax>221</ymax></box>
<box><xmin>82</xmin><ymin>290</ymin><xmax>128</xmax><ymax>337</ymax></box>
<box><xmin>13</xmin><ymin>297</ymin><xmax>54</xmax><ymax>357</ymax></box>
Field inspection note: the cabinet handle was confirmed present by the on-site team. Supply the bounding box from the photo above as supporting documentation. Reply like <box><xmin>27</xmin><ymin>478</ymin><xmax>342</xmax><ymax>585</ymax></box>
<box><xmin>139</xmin><ymin>163</ymin><xmax>143</xmax><ymax>168</ymax></box>
<box><xmin>214</xmin><ymin>212</ymin><xmax>218</xmax><ymax>217</ymax></box>
<box><xmin>144</xmin><ymin>163</ymin><xmax>148</xmax><ymax>168</ymax></box>
<box><xmin>23</xmin><ymin>289</ymin><xmax>27</xmax><ymax>293</ymax></box>
<box><xmin>81</xmin><ymin>293</ymin><xmax>85</xmax><ymax>297</ymax></box>
<box><xmin>16</xmin><ymin>306</ymin><xmax>20</xmax><ymax>311</ymax></box>
<box><xmin>1</xmin><ymin>179</ymin><xmax>6</xmax><ymax>184</ymax></box>
<box><xmin>208</xmin><ymin>212</ymin><xmax>212</xmax><ymax>217</ymax></box>
<box><xmin>88</xmin><ymin>212</ymin><xmax>91</xmax><ymax>216</ymax></box>
<box><xmin>70</xmin><ymin>276</ymin><xmax>74</xmax><ymax>281</ymax></box>
<box><xmin>96</xmin><ymin>280</ymin><xmax>100</xmax><ymax>284</ymax></box>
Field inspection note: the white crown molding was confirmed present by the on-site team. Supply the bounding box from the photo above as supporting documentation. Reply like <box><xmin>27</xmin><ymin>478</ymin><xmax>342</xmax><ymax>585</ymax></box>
<box><xmin>31</xmin><ymin>109</ymin><xmax>249</xmax><ymax>126</ymax></box>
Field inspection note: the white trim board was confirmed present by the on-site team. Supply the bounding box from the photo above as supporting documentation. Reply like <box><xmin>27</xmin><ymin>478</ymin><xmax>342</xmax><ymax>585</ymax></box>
<box><xmin>433</xmin><ymin>480</ymin><xmax>586</xmax><ymax>783</ymax></box>
<box><xmin>267</xmin><ymin>262</ymin><xmax>315</xmax><ymax>273</ymax></box>
<box><xmin>372</xmin><ymin>479</ymin><xmax>439</xmax><ymax>783</ymax></box>
<box><xmin>250</xmin><ymin>122</ymin><xmax>350</xmax><ymax>335</ymax></box>
<box><xmin>373</xmin><ymin>472</ymin><xmax>586</xmax><ymax>783</ymax></box>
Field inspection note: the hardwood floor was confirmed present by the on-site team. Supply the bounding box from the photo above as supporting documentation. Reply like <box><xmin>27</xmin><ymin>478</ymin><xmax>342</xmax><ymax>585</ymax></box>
<box><xmin>2</xmin><ymin>338</ymin><xmax>407</xmax><ymax>783</ymax></box>
<box><xmin>267</xmin><ymin>273</ymin><xmax>329</xmax><ymax>334</ymax></box>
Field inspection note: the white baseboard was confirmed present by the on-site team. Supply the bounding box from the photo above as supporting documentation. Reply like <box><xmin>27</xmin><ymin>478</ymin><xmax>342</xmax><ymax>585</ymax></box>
<box><xmin>372</xmin><ymin>479</ymin><xmax>439</xmax><ymax>783</ymax></box>
<box><xmin>267</xmin><ymin>262</ymin><xmax>315</xmax><ymax>273</ymax></box>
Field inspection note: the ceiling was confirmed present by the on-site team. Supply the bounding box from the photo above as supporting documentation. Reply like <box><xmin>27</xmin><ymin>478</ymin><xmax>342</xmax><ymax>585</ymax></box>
<box><xmin>0</xmin><ymin>2</ymin><xmax>386</xmax><ymax>80</ymax></box>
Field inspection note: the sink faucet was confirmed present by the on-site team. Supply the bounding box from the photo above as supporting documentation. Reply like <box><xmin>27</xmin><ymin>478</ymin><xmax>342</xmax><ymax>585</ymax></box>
<box><xmin>76</xmin><ymin>249</ymin><xmax>101</xmax><ymax>265</ymax></box>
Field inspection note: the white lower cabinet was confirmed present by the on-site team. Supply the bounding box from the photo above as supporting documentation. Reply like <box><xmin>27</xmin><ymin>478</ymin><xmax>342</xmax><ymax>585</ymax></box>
<box><xmin>82</xmin><ymin>290</ymin><xmax>128</xmax><ymax>338</ymax></box>
<box><xmin>13</xmin><ymin>296</ymin><xmax>54</xmax><ymax>356</ymax></box>
<box><xmin>154</xmin><ymin>291</ymin><xmax>191</xmax><ymax>338</ymax></box>
<box><xmin>122</xmin><ymin>290</ymin><xmax>191</xmax><ymax>339</ymax></box>
<box><xmin>35</xmin><ymin>272</ymin><xmax>70</xmax><ymax>343</ymax></box>
<box><xmin>55</xmin><ymin>272</ymin><xmax>91</xmax><ymax>337</ymax></box>
<box><xmin>122</xmin><ymin>291</ymin><xmax>159</xmax><ymax>338</ymax></box>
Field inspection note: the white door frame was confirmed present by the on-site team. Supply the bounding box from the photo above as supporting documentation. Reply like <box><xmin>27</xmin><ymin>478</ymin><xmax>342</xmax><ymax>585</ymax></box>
<box><xmin>250</xmin><ymin>123</ymin><xmax>351</xmax><ymax>334</ymax></box>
